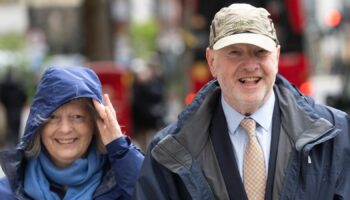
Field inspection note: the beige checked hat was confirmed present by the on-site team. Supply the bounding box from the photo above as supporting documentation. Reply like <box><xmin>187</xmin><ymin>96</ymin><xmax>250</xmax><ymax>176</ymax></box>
<box><xmin>209</xmin><ymin>3</ymin><xmax>279</xmax><ymax>52</ymax></box>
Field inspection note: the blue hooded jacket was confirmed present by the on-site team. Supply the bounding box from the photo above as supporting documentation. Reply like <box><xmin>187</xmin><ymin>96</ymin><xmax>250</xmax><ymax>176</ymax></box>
<box><xmin>0</xmin><ymin>66</ymin><xmax>144</xmax><ymax>200</ymax></box>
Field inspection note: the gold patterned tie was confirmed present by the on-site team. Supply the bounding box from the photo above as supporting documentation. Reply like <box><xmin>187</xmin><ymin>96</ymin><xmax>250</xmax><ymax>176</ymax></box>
<box><xmin>241</xmin><ymin>118</ymin><xmax>266</xmax><ymax>200</ymax></box>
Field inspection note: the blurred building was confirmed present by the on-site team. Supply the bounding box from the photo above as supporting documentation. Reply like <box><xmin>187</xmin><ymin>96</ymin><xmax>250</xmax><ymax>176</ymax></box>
<box><xmin>0</xmin><ymin>1</ymin><xmax>28</xmax><ymax>35</ymax></box>
<box><xmin>1</xmin><ymin>0</ymin><xmax>350</xmax><ymax>136</ymax></box>
<box><xmin>27</xmin><ymin>0</ymin><xmax>113</xmax><ymax>61</ymax></box>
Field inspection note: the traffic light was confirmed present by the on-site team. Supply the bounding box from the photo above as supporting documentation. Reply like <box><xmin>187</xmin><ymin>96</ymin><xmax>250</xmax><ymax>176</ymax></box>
<box><xmin>324</xmin><ymin>9</ymin><xmax>342</xmax><ymax>27</ymax></box>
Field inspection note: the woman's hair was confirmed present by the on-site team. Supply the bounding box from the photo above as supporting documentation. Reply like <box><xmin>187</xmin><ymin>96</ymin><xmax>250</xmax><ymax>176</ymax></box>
<box><xmin>24</xmin><ymin>98</ymin><xmax>107</xmax><ymax>159</ymax></box>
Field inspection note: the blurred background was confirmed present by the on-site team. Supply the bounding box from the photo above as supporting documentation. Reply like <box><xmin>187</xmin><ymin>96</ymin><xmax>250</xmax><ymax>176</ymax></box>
<box><xmin>0</xmin><ymin>0</ymin><xmax>349</xmax><ymax>156</ymax></box>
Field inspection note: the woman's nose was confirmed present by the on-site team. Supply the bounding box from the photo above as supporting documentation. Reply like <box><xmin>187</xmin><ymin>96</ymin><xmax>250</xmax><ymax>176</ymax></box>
<box><xmin>58</xmin><ymin>118</ymin><xmax>73</xmax><ymax>133</ymax></box>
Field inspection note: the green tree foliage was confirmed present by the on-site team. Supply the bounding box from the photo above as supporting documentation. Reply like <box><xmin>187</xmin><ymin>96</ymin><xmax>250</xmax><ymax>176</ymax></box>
<box><xmin>0</xmin><ymin>33</ymin><xmax>24</xmax><ymax>51</ymax></box>
<box><xmin>129</xmin><ymin>20</ymin><xmax>159</xmax><ymax>59</ymax></box>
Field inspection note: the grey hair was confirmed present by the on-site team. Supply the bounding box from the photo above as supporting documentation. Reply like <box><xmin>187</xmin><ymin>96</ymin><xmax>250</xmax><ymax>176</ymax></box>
<box><xmin>24</xmin><ymin>98</ymin><xmax>107</xmax><ymax>159</ymax></box>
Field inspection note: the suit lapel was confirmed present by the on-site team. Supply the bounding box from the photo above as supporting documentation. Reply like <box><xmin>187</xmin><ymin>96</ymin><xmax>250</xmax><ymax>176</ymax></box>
<box><xmin>210</xmin><ymin>100</ymin><xmax>248</xmax><ymax>200</ymax></box>
<box><xmin>265</xmin><ymin>96</ymin><xmax>281</xmax><ymax>200</ymax></box>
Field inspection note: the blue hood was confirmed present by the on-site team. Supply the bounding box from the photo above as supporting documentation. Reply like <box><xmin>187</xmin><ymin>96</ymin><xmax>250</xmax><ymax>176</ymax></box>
<box><xmin>18</xmin><ymin>66</ymin><xmax>103</xmax><ymax>149</ymax></box>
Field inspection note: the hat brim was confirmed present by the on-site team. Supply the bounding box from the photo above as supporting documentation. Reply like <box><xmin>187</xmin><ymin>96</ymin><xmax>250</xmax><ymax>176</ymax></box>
<box><xmin>213</xmin><ymin>33</ymin><xmax>276</xmax><ymax>52</ymax></box>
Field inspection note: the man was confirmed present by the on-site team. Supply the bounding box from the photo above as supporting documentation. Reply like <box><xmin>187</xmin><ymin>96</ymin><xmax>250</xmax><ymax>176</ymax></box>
<box><xmin>133</xmin><ymin>3</ymin><xmax>350</xmax><ymax>200</ymax></box>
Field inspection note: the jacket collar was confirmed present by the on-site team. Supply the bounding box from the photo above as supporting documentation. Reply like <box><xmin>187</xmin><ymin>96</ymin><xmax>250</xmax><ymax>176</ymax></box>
<box><xmin>151</xmin><ymin>75</ymin><xmax>340</xmax><ymax>200</ymax></box>
<box><xmin>274</xmin><ymin>76</ymin><xmax>335</xmax><ymax>151</ymax></box>
<box><xmin>151</xmin><ymin>83</ymin><xmax>220</xmax><ymax>172</ymax></box>
<box><xmin>152</xmin><ymin>75</ymin><xmax>337</xmax><ymax>168</ymax></box>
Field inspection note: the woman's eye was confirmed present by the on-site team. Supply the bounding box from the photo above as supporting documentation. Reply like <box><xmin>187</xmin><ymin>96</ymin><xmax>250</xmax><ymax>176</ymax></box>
<box><xmin>48</xmin><ymin>115</ymin><xmax>60</xmax><ymax>123</ymax></box>
<box><xmin>70</xmin><ymin>114</ymin><xmax>85</xmax><ymax>122</ymax></box>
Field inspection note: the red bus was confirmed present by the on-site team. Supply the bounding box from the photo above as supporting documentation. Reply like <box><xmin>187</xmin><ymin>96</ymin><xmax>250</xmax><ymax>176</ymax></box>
<box><xmin>86</xmin><ymin>61</ymin><xmax>133</xmax><ymax>136</ymax></box>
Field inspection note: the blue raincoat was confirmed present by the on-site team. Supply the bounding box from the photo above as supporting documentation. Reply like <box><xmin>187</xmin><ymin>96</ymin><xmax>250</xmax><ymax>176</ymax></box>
<box><xmin>0</xmin><ymin>66</ymin><xmax>144</xmax><ymax>200</ymax></box>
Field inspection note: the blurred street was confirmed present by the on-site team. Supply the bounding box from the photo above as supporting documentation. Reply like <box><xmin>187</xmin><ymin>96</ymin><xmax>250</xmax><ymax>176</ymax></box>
<box><xmin>0</xmin><ymin>0</ymin><xmax>350</xmax><ymax>153</ymax></box>
<box><xmin>311</xmin><ymin>74</ymin><xmax>343</xmax><ymax>105</ymax></box>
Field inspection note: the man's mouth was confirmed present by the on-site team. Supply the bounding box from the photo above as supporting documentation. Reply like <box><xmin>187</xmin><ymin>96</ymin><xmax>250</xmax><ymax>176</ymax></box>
<box><xmin>239</xmin><ymin>77</ymin><xmax>261</xmax><ymax>84</ymax></box>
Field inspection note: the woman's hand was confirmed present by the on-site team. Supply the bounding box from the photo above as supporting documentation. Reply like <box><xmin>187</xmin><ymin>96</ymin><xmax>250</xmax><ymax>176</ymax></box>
<box><xmin>93</xmin><ymin>94</ymin><xmax>123</xmax><ymax>145</ymax></box>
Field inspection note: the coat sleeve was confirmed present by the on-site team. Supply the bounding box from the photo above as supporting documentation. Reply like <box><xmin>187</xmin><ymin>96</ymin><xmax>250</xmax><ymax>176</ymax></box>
<box><xmin>334</xmin><ymin>131</ymin><xmax>350</xmax><ymax>199</ymax></box>
<box><xmin>335</xmin><ymin>165</ymin><xmax>350</xmax><ymax>199</ymax></box>
<box><xmin>132</xmin><ymin>141</ymin><xmax>188</xmax><ymax>200</ymax></box>
<box><xmin>333</xmin><ymin>114</ymin><xmax>350</xmax><ymax>199</ymax></box>
<box><xmin>106</xmin><ymin>136</ymin><xmax>144</xmax><ymax>199</ymax></box>
<box><xmin>132</xmin><ymin>148</ymin><xmax>168</xmax><ymax>200</ymax></box>
<box><xmin>0</xmin><ymin>177</ymin><xmax>16</xmax><ymax>200</ymax></box>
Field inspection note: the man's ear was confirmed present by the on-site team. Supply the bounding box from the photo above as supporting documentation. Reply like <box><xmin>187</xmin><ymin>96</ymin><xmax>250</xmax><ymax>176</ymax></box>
<box><xmin>206</xmin><ymin>47</ymin><xmax>217</xmax><ymax>77</ymax></box>
<box><xmin>276</xmin><ymin>45</ymin><xmax>281</xmax><ymax>61</ymax></box>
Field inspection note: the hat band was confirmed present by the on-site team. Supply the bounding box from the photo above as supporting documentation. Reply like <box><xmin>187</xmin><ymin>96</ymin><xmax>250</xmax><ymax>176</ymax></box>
<box><xmin>213</xmin><ymin>33</ymin><xmax>276</xmax><ymax>52</ymax></box>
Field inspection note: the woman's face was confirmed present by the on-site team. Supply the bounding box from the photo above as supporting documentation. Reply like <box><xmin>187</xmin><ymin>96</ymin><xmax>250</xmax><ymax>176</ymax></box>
<box><xmin>41</xmin><ymin>99</ymin><xmax>94</xmax><ymax>168</ymax></box>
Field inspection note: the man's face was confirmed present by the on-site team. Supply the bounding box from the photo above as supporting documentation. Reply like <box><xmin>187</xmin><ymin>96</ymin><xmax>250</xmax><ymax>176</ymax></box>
<box><xmin>206</xmin><ymin>43</ymin><xmax>280</xmax><ymax>115</ymax></box>
<box><xmin>41</xmin><ymin>99</ymin><xmax>94</xmax><ymax>168</ymax></box>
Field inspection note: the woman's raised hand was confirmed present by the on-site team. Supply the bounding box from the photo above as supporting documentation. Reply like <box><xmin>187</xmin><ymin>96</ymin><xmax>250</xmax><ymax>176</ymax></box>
<box><xmin>93</xmin><ymin>94</ymin><xmax>123</xmax><ymax>145</ymax></box>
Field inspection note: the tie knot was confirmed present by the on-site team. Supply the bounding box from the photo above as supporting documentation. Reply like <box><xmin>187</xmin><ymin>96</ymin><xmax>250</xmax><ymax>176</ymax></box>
<box><xmin>240</xmin><ymin>118</ymin><xmax>256</xmax><ymax>137</ymax></box>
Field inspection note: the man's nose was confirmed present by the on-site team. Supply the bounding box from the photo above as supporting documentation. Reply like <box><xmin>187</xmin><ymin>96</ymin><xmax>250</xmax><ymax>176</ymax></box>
<box><xmin>243</xmin><ymin>57</ymin><xmax>259</xmax><ymax>71</ymax></box>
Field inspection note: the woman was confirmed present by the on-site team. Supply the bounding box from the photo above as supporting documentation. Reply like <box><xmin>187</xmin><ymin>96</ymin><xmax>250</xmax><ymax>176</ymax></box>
<box><xmin>0</xmin><ymin>66</ymin><xmax>144</xmax><ymax>199</ymax></box>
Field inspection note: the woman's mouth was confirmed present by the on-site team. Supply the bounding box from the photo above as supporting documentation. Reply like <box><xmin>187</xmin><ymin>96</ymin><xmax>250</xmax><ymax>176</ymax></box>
<box><xmin>55</xmin><ymin>138</ymin><xmax>77</xmax><ymax>144</ymax></box>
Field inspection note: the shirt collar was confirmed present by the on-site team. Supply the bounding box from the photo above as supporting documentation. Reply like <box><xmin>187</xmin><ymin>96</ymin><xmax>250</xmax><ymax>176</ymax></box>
<box><xmin>221</xmin><ymin>91</ymin><xmax>275</xmax><ymax>134</ymax></box>
<box><xmin>250</xmin><ymin>91</ymin><xmax>275</xmax><ymax>131</ymax></box>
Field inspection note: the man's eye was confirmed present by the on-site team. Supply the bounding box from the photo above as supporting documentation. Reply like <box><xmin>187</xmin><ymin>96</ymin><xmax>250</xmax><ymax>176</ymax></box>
<box><xmin>227</xmin><ymin>50</ymin><xmax>241</xmax><ymax>57</ymax></box>
<box><xmin>256</xmin><ymin>49</ymin><xmax>269</xmax><ymax>56</ymax></box>
<box><xmin>229</xmin><ymin>50</ymin><xmax>239</xmax><ymax>54</ymax></box>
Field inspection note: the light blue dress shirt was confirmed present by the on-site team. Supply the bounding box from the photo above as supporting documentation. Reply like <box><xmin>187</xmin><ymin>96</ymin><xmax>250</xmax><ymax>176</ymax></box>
<box><xmin>221</xmin><ymin>91</ymin><xmax>275</xmax><ymax>179</ymax></box>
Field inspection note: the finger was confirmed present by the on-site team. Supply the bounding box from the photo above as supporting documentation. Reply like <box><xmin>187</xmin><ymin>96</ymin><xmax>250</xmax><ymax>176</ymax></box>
<box><xmin>102</xmin><ymin>94</ymin><xmax>122</xmax><ymax>134</ymax></box>
<box><xmin>104</xmin><ymin>104</ymin><xmax>116</xmax><ymax>125</ymax></box>
<box><xmin>93</xmin><ymin>98</ymin><xmax>121</xmax><ymax>145</ymax></box>
<box><xmin>95</xmin><ymin>117</ymin><xmax>105</xmax><ymax>131</ymax></box>
<box><xmin>93</xmin><ymin>99</ymin><xmax>103</xmax><ymax>113</ymax></box>
<box><xmin>104</xmin><ymin>94</ymin><xmax>115</xmax><ymax>112</ymax></box>
<box><xmin>93</xmin><ymin>99</ymin><xmax>107</xmax><ymax>120</ymax></box>
<box><xmin>95</xmin><ymin>119</ymin><xmax>112</xmax><ymax>145</ymax></box>
<box><xmin>103</xmin><ymin>94</ymin><xmax>116</xmax><ymax>116</ymax></box>
<box><xmin>104</xmin><ymin>94</ymin><xmax>111</xmax><ymax>106</ymax></box>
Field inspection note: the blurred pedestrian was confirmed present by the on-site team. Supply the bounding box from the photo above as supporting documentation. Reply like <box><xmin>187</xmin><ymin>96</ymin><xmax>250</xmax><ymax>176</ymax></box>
<box><xmin>131</xmin><ymin>59</ymin><xmax>165</xmax><ymax>151</ymax></box>
<box><xmin>0</xmin><ymin>67</ymin><xmax>27</xmax><ymax>148</ymax></box>
<box><xmin>0</xmin><ymin>66</ymin><xmax>144</xmax><ymax>199</ymax></box>
<box><xmin>133</xmin><ymin>3</ymin><xmax>350</xmax><ymax>200</ymax></box>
